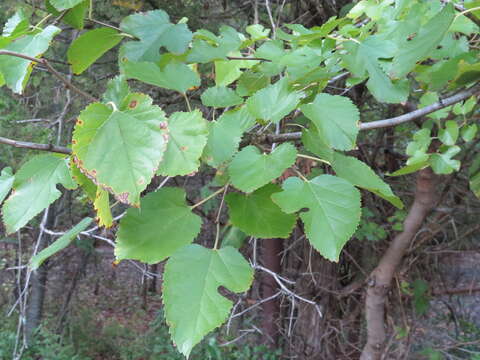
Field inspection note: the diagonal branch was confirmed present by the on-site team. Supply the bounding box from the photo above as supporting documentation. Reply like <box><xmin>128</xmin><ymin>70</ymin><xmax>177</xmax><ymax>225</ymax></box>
<box><xmin>360</xmin><ymin>168</ymin><xmax>438</xmax><ymax>360</ymax></box>
<box><xmin>0</xmin><ymin>136</ymin><xmax>71</xmax><ymax>155</ymax></box>
<box><xmin>0</xmin><ymin>50</ymin><xmax>98</xmax><ymax>102</ymax></box>
<box><xmin>266</xmin><ymin>83</ymin><xmax>480</xmax><ymax>143</ymax></box>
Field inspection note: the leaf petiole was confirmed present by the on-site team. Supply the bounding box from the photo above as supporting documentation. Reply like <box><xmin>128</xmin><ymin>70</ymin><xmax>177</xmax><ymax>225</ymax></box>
<box><xmin>190</xmin><ymin>185</ymin><xmax>228</xmax><ymax>210</ymax></box>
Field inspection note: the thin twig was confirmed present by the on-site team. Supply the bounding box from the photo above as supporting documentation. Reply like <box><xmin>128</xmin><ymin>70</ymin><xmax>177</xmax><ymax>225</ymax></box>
<box><xmin>267</xmin><ymin>83</ymin><xmax>480</xmax><ymax>143</ymax></box>
<box><xmin>0</xmin><ymin>50</ymin><xmax>98</xmax><ymax>102</ymax></box>
<box><xmin>0</xmin><ymin>136</ymin><xmax>71</xmax><ymax>154</ymax></box>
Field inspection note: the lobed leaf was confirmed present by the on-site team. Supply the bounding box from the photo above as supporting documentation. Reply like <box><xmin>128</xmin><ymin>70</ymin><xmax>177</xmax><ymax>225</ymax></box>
<box><xmin>272</xmin><ymin>175</ymin><xmax>361</xmax><ymax>261</ymax></box>
<box><xmin>163</xmin><ymin>244</ymin><xmax>253</xmax><ymax>357</ymax></box>
<box><xmin>120</xmin><ymin>10</ymin><xmax>192</xmax><ymax>62</ymax></box>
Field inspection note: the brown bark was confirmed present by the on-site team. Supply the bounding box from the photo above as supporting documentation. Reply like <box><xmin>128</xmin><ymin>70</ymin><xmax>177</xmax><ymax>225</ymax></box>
<box><xmin>293</xmin><ymin>243</ymin><xmax>339</xmax><ymax>359</ymax></box>
<box><xmin>261</xmin><ymin>238</ymin><xmax>283</xmax><ymax>345</ymax></box>
<box><xmin>361</xmin><ymin>168</ymin><xmax>438</xmax><ymax>360</ymax></box>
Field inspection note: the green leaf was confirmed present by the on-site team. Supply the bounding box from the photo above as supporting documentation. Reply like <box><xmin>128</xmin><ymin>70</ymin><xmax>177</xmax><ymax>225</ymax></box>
<box><xmin>214</xmin><ymin>53</ymin><xmax>258</xmax><ymax>87</ymax></box>
<box><xmin>49</xmin><ymin>0</ymin><xmax>83</xmax><ymax>10</ymax></box>
<box><xmin>30</xmin><ymin>217</ymin><xmax>92</xmax><ymax>270</ymax></box>
<box><xmin>203</xmin><ymin>106</ymin><xmax>256</xmax><ymax>167</ymax></box>
<box><xmin>115</xmin><ymin>188</ymin><xmax>201</xmax><ymax>264</ymax></box>
<box><xmin>468</xmin><ymin>153</ymin><xmax>480</xmax><ymax>198</ymax></box>
<box><xmin>419</xmin><ymin>92</ymin><xmax>450</xmax><ymax>120</ymax></box>
<box><xmin>163</xmin><ymin>244</ymin><xmax>253</xmax><ymax>357</ymax></box>
<box><xmin>3</xmin><ymin>10</ymin><xmax>29</xmax><ymax>38</ymax></box>
<box><xmin>453</xmin><ymin>60</ymin><xmax>480</xmax><ymax>86</ymax></box>
<box><xmin>246</xmin><ymin>77</ymin><xmax>304</xmax><ymax>123</ymax></box>
<box><xmin>331</xmin><ymin>153</ymin><xmax>403</xmax><ymax>209</ymax></box>
<box><xmin>122</xmin><ymin>60</ymin><xmax>200</xmax><ymax>94</ymax></box>
<box><xmin>157</xmin><ymin>110</ymin><xmax>208</xmax><ymax>176</ymax></box>
<box><xmin>343</xmin><ymin>37</ymin><xmax>409</xmax><ymax>104</ymax></box>
<box><xmin>2</xmin><ymin>154</ymin><xmax>77</xmax><ymax>234</ymax></box>
<box><xmin>388</xmin><ymin>161</ymin><xmax>429</xmax><ymax>177</ymax></box>
<box><xmin>221</xmin><ymin>226</ymin><xmax>247</xmax><ymax>249</ymax></box>
<box><xmin>391</xmin><ymin>3</ymin><xmax>455</xmax><ymax>78</ymax></box>
<box><xmin>72</xmin><ymin>94</ymin><xmax>168</xmax><ymax>206</ymax></box>
<box><xmin>430</xmin><ymin>146</ymin><xmax>461</xmax><ymax>174</ymax></box>
<box><xmin>438</xmin><ymin>120</ymin><xmax>459</xmax><ymax>146</ymax></box>
<box><xmin>236</xmin><ymin>71</ymin><xmax>270</xmax><ymax>97</ymax></box>
<box><xmin>70</xmin><ymin>160</ymin><xmax>96</xmax><ymax>201</ymax></box>
<box><xmin>0</xmin><ymin>25</ymin><xmax>61</xmax><ymax>93</ymax></box>
<box><xmin>0</xmin><ymin>167</ymin><xmax>14</xmax><ymax>204</ymax></box>
<box><xmin>67</xmin><ymin>27</ymin><xmax>122</xmax><ymax>75</ymax></box>
<box><xmin>187</xmin><ymin>26</ymin><xmax>242</xmax><ymax>63</ymax></box>
<box><xmin>301</xmin><ymin>93</ymin><xmax>359</xmax><ymax>151</ymax></box>
<box><xmin>120</xmin><ymin>10</ymin><xmax>193</xmax><ymax>62</ymax></box>
<box><xmin>46</xmin><ymin>0</ymin><xmax>89</xmax><ymax>29</ymax></box>
<box><xmin>94</xmin><ymin>188</ymin><xmax>113</xmax><ymax>228</ymax></box>
<box><xmin>228</xmin><ymin>143</ymin><xmax>297</xmax><ymax>193</ymax></box>
<box><xmin>272</xmin><ymin>175</ymin><xmax>361</xmax><ymax>261</ymax></box>
<box><xmin>201</xmin><ymin>86</ymin><xmax>243</xmax><ymax>108</ymax></box>
<box><xmin>226</xmin><ymin>184</ymin><xmax>296</xmax><ymax>238</ymax></box>
<box><xmin>102</xmin><ymin>75</ymin><xmax>131</xmax><ymax>107</ymax></box>
<box><xmin>301</xmin><ymin>127</ymin><xmax>334</xmax><ymax>162</ymax></box>
<box><xmin>461</xmin><ymin>124</ymin><xmax>477</xmax><ymax>142</ymax></box>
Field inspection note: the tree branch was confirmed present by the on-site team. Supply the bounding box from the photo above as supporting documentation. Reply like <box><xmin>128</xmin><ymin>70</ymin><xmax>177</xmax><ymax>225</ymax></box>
<box><xmin>266</xmin><ymin>83</ymin><xmax>480</xmax><ymax>143</ymax></box>
<box><xmin>360</xmin><ymin>168</ymin><xmax>438</xmax><ymax>360</ymax></box>
<box><xmin>0</xmin><ymin>136</ymin><xmax>71</xmax><ymax>155</ymax></box>
<box><xmin>0</xmin><ymin>50</ymin><xmax>98</xmax><ymax>102</ymax></box>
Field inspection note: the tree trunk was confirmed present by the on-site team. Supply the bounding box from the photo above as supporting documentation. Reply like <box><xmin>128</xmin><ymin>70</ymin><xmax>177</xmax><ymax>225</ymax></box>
<box><xmin>361</xmin><ymin>168</ymin><xmax>438</xmax><ymax>360</ymax></box>
<box><xmin>261</xmin><ymin>238</ymin><xmax>283</xmax><ymax>345</ymax></box>
<box><xmin>292</xmin><ymin>240</ymin><xmax>339</xmax><ymax>359</ymax></box>
<box><xmin>25</xmin><ymin>209</ymin><xmax>56</xmax><ymax>345</ymax></box>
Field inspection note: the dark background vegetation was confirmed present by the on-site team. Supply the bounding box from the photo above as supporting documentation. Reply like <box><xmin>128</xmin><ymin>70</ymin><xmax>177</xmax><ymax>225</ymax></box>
<box><xmin>0</xmin><ymin>1</ymin><xmax>479</xmax><ymax>359</ymax></box>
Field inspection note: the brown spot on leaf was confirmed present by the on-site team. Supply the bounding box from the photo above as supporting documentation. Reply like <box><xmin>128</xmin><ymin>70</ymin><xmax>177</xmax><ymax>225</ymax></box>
<box><xmin>72</xmin><ymin>139</ymin><xmax>77</xmax><ymax>145</ymax></box>
<box><xmin>159</xmin><ymin>121</ymin><xmax>168</xmax><ymax>129</ymax></box>
<box><xmin>128</xmin><ymin>100</ymin><xmax>138</xmax><ymax>109</ymax></box>
<box><xmin>180</xmin><ymin>146</ymin><xmax>188</xmax><ymax>151</ymax></box>
<box><xmin>76</xmin><ymin>119</ymin><xmax>84</xmax><ymax>126</ymax></box>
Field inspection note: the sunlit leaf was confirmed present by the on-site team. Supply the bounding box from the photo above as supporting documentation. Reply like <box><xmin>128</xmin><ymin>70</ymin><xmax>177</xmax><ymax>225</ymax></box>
<box><xmin>67</xmin><ymin>27</ymin><xmax>122</xmax><ymax>74</ymax></box>
<box><xmin>2</xmin><ymin>154</ymin><xmax>77</xmax><ymax>234</ymax></box>
<box><xmin>157</xmin><ymin>110</ymin><xmax>208</xmax><ymax>176</ymax></box>
<box><xmin>72</xmin><ymin>93</ymin><xmax>168</xmax><ymax>206</ymax></box>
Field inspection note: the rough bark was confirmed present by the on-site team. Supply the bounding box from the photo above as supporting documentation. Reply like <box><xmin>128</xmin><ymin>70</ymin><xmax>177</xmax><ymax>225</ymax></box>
<box><xmin>261</xmin><ymin>238</ymin><xmax>283</xmax><ymax>345</ymax></box>
<box><xmin>292</xmin><ymin>241</ymin><xmax>339</xmax><ymax>359</ymax></box>
<box><xmin>361</xmin><ymin>168</ymin><xmax>438</xmax><ymax>360</ymax></box>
